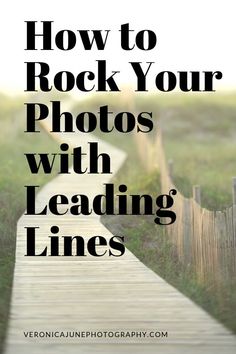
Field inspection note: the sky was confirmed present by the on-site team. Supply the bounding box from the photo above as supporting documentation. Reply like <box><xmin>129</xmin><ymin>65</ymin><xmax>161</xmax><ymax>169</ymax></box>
<box><xmin>1</xmin><ymin>0</ymin><xmax>236</xmax><ymax>95</ymax></box>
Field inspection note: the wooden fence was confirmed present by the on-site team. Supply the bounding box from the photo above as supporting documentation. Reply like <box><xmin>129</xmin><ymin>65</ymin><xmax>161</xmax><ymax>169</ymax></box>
<box><xmin>136</xmin><ymin>131</ymin><xmax>236</xmax><ymax>287</ymax></box>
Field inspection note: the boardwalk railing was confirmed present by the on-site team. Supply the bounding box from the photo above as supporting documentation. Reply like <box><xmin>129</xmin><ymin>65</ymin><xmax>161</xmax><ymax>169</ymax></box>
<box><xmin>135</xmin><ymin>131</ymin><xmax>236</xmax><ymax>287</ymax></box>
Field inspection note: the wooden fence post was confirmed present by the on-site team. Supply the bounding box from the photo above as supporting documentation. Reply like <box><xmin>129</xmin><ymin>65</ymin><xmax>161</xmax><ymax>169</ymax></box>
<box><xmin>193</xmin><ymin>185</ymin><xmax>201</xmax><ymax>205</ymax></box>
<box><xmin>233</xmin><ymin>177</ymin><xmax>236</xmax><ymax>205</ymax></box>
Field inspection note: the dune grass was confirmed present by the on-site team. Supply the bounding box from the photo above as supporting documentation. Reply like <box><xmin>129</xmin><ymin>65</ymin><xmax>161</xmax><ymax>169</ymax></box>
<box><xmin>73</xmin><ymin>91</ymin><xmax>236</xmax><ymax>210</ymax></box>
<box><xmin>159</xmin><ymin>99</ymin><xmax>236</xmax><ymax>210</ymax></box>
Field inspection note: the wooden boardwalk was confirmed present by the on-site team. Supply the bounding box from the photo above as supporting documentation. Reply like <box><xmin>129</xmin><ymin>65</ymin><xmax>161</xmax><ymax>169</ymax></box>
<box><xmin>4</xmin><ymin>118</ymin><xmax>236</xmax><ymax>354</ymax></box>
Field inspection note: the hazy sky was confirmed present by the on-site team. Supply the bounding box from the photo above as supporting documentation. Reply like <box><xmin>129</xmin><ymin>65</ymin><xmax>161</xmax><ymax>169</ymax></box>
<box><xmin>1</xmin><ymin>0</ymin><xmax>236</xmax><ymax>94</ymax></box>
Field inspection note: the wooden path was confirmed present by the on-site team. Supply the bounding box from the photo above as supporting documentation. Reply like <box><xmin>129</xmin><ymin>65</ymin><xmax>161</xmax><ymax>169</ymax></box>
<box><xmin>4</xmin><ymin>116</ymin><xmax>236</xmax><ymax>354</ymax></box>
